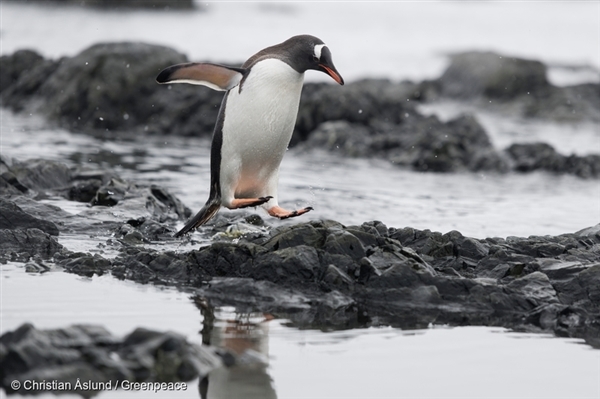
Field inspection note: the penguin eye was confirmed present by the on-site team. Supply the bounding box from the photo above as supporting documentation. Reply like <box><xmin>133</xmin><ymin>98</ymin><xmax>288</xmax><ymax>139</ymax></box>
<box><xmin>312</xmin><ymin>55</ymin><xmax>319</xmax><ymax>62</ymax></box>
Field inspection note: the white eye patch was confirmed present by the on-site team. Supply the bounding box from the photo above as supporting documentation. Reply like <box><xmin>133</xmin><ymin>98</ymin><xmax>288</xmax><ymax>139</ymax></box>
<box><xmin>313</xmin><ymin>44</ymin><xmax>326</xmax><ymax>60</ymax></box>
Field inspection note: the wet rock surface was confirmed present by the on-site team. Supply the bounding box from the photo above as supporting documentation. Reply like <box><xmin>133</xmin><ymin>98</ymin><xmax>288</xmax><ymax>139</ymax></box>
<box><xmin>437</xmin><ymin>51</ymin><xmax>551</xmax><ymax>100</ymax></box>
<box><xmin>0</xmin><ymin>323</ymin><xmax>218</xmax><ymax>395</ymax></box>
<box><xmin>0</xmin><ymin>43</ymin><xmax>223</xmax><ymax>137</ymax></box>
<box><xmin>301</xmin><ymin>113</ymin><xmax>509</xmax><ymax>173</ymax></box>
<box><xmin>1</xmin><ymin>156</ymin><xmax>190</xmax><ymax>237</ymax></box>
<box><xmin>1</xmin><ymin>44</ymin><xmax>598</xmax><ymax>177</ymax></box>
<box><xmin>505</xmin><ymin>142</ymin><xmax>600</xmax><ymax>178</ymax></box>
<box><xmin>426</xmin><ymin>51</ymin><xmax>600</xmax><ymax>122</ymax></box>
<box><xmin>1</xmin><ymin>157</ymin><xmax>599</xmax><ymax>349</ymax></box>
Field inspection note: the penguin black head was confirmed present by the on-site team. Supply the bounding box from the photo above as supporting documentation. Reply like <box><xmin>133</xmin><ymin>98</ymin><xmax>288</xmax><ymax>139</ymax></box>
<box><xmin>245</xmin><ymin>34</ymin><xmax>345</xmax><ymax>85</ymax></box>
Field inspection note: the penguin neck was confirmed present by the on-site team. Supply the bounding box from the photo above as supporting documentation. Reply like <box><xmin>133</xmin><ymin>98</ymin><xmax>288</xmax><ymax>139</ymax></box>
<box><xmin>240</xmin><ymin>58</ymin><xmax>304</xmax><ymax>95</ymax></box>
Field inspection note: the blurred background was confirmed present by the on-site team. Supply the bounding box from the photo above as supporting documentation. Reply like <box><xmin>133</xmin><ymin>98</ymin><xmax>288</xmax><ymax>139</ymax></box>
<box><xmin>2</xmin><ymin>0</ymin><xmax>599</xmax><ymax>84</ymax></box>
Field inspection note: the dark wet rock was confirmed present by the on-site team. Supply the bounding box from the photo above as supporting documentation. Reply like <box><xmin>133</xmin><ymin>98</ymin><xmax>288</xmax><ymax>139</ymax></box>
<box><xmin>430</xmin><ymin>51</ymin><xmax>600</xmax><ymax>122</ymax></box>
<box><xmin>110</xmin><ymin>247</ymin><xmax>202</xmax><ymax>285</ymax></box>
<box><xmin>1</xmin><ymin>157</ymin><xmax>190</xmax><ymax>241</ymax></box>
<box><xmin>1</xmin><ymin>42</ymin><xmax>224</xmax><ymax>137</ymax></box>
<box><xmin>57</xmin><ymin>252</ymin><xmax>112</xmax><ymax>277</ymax></box>
<box><xmin>0</xmin><ymin>323</ymin><xmax>218</xmax><ymax>396</ymax></box>
<box><xmin>0</xmin><ymin>49</ymin><xmax>59</xmax><ymax>112</ymax></box>
<box><xmin>296</xmin><ymin>79</ymin><xmax>512</xmax><ymax>174</ymax></box>
<box><xmin>534</xmin><ymin>83</ymin><xmax>600</xmax><ymax>122</ymax></box>
<box><xmin>68</xmin><ymin>171</ymin><xmax>107</xmax><ymax>202</ymax></box>
<box><xmin>303</xmin><ymin>113</ymin><xmax>509</xmax><ymax>173</ymax></box>
<box><xmin>146</xmin><ymin>185</ymin><xmax>192</xmax><ymax>221</ymax></box>
<box><xmin>91</xmin><ymin>176</ymin><xmax>130</xmax><ymax>206</ymax></box>
<box><xmin>506</xmin><ymin>271</ymin><xmax>560</xmax><ymax>308</ymax></box>
<box><xmin>406</xmin><ymin>114</ymin><xmax>507</xmax><ymax>173</ymax></box>
<box><xmin>0</xmin><ymin>49</ymin><xmax>46</xmax><ymax>94</ymax></box>
<box><xmin>2</xmin><ymin>157</ymin><xmax>72</xmax><ymax>195</ymax></box>
<box><xmin>305</xmin><ymin>121</ymin><xmax>373</xmax><ymax>157</ymax></box>
<box><xmin>294</xmin><ymin>55</ymin><xmax>597</xmax><ymax>177</ymax></box>
<box><xmin>0</xmin><ymin>228</ymin><xmax>64</xmax><ymax>262</ymax></box>
<box><xmin>77</xmin><ymin>218</ymin><xmax>599</xmax><ymax>344</ymax></box>
<box><xmin>438</xmin><ymin>51</ymin><xmax>550</xmax><ymax>99</ymax></box>
<box><xmin>294</xmin><ymin>79</ymin><xmax>419</xmax><ymax>143</ymax></box>
<box><xmin>0</xmin><ymin>170</ymin><xmax>30</xmax><ymax>196</ymax></box>
<box><xmin>0</xmin><ymin>198</ymin><xmax>59</xmax><ymax>236</ymax></box>
<box><xmin>506</xmin><ymin>142</ymin><xmax>600</xmax><ymax>178</ymax></box>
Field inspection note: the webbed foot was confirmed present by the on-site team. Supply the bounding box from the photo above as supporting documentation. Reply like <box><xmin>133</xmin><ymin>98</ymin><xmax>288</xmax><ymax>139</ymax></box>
<box><xmin>268</xmin><ymin>205</ymin><xmax>313</xmax><ymax>219</ymax></box>
<box><xmin>230</xmin><ymin>196</ymin><xmax>273</xmax><ymax>209</ymax></box>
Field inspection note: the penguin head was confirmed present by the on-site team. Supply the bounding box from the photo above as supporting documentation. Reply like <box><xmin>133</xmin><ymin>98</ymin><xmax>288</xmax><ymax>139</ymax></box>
<box><xmin>284</xmin><ymin>35</ymin><xmax>345</xmax><ymax>85</ymax></box>
<box><xmin>248</xmin><ymin>35</ymin><xmax>344</xmax><ymax>85</ymax></box>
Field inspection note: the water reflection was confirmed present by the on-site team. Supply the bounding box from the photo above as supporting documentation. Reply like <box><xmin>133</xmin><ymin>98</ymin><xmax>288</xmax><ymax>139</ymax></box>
<box><xmin>189</xmin><ymin>299</ymin><xmax>600</xmax><ymax>399</ymax></box>
<box><xmin>195</xmin><ymin>298</ymin><xmax>276</xmax><ymax>399</ymax></box>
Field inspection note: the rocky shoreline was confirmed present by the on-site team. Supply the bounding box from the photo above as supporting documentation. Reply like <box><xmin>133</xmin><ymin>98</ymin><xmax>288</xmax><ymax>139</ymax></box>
<box><xmin>2</xmin><ymin>159</ymin><xmax>600</xmax><ymax>394</ymax></box>
<box><xmin>1</xmin><ymin>43</ymin><xmax>599</xmax><ymax>177</ymax></box>
<box><xmin>2</xmin><ymin>157</ymin><xmax>600</xmax><ymax>345</ymax></box>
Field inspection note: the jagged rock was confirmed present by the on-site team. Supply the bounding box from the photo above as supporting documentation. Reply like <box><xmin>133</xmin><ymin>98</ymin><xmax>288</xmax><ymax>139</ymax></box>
<box><xmin>0</xmin><ymin>158</ymin><xmax>190</xmax><ymax>241</ymax></box>
<box><xmin>0</xmin><ymin>49</ymin><xmax>46</xmax><ymax>94</ymax></box>
<box><xmin>1</xmin><ymin>42</ymin><xmax>224</xmax><ymax>137</ymax></box>
<box><xmin>303</xmin><ymin>113</ymin><xmax>509</xmax><ymax>173</ymax></box>
<box><xmin>506</xmin><ymin>142</ymin><xmax>600</xmax><ymax>178</ymax></box>
<box><xmin>438</xmin><ymin>51</ymin><xmax>550</xmax><ymax>99</ymax></box>
<box><xmin>0</xmin><ymin>199</ymin><xmax>59</xmax><ymax>236</ymax></box>
<box><xmin>0</xmin><ymin>323</ymin><xmax>217</xmax><ymax>395</ymax></box>
<box><xmin>0</xmin><ymin>228</ymin><xmax>64</xmax><ymax>262</ymax></box>
<box><xmin>430</xmin><ymin>51</ymin><xmax>600</xmax><ymax>122</ymax></box>
<box><xmin>295</xmin><ymin>79</ymin><xmax>419</xmax><ymax>143</ymax></box>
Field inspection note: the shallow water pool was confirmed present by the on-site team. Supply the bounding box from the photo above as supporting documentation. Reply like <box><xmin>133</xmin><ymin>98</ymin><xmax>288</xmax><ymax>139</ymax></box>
<box><xmin>2</xmin><ymin>263</ymin><xmax>599</xmax><ymax>399</ymax></box>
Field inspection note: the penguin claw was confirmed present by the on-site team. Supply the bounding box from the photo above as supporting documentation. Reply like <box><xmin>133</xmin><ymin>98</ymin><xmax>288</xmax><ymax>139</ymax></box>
<box><xmin>268</xmin><ymin>206</ymin><xmax>313</xmax><ymax>219</ymax></box>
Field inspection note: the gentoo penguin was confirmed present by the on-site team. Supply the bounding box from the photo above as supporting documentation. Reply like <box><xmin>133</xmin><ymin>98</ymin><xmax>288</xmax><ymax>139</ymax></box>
<box><xmin>157</xmin><ymin>35</ymin><xmax>344</xmax><ymax>237</ymax></box>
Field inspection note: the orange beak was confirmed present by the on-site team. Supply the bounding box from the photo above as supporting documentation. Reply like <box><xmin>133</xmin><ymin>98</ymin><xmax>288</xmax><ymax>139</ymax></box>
<box><xmin>320</xmin><ymin>64</ymin><xmax>344</xmax><ymax>85</ymax></box>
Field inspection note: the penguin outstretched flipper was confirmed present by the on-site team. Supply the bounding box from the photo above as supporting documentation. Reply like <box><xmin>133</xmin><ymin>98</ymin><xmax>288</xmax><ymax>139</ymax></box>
<box><xmin>156</xmin><ymin>62</ymin><xmax>246</xmax><ymax>91</ymax></box>
<box><xmin>174</xmin><ymin>197</ymin><xmax>221</xmax><ymax>237</ymax></box>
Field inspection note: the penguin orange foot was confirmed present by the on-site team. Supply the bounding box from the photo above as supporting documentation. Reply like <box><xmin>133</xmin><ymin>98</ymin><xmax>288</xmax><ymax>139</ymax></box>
<box><xmin>230</xmin><ymin>197</ymin><xmax>273</xmax><ymax>209</ymax></box>
<box><xmin>157</xmin><ymin>35</ymin><xmax>344</xmax><ymax>237</ymax></box>
<box><xmin>268</xmin><ymin>206</ymin><xmax>313</xmax><ymax>220</ymax></box>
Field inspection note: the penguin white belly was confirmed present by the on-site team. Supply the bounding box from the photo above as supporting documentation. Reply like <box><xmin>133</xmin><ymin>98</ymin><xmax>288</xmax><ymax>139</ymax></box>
<box><xmin>219</xmin><ymin>59</ymin><xmax>304</xmax><ymax>206</ymax></box>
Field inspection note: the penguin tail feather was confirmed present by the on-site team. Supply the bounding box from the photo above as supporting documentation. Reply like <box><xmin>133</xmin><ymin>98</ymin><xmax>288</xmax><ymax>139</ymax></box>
<box><xmin>174</xmin><ymin>198</ymin><xmax>221</xmax><ymax>237</ymax></box>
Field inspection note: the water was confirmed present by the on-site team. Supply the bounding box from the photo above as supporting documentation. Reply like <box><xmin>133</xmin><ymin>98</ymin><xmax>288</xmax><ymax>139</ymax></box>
<box><xmin>1</xmin><ymin>2</ymin><xmax>600</xmax><ymax>398</ymax></box>
<box><xmin>3</xmin><ymin>263</ymin><xmax>600</xmax><ymax>399</ymax></box>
